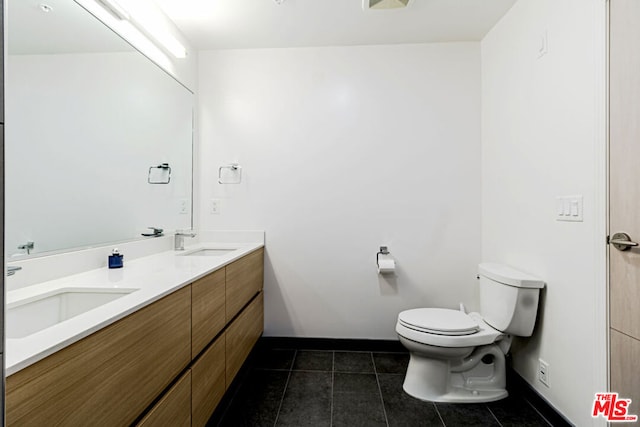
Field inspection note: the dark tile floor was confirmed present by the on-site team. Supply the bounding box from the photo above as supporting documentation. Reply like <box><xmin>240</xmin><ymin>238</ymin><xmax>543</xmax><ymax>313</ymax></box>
<box><xmin>212</xmin><ymin>346</ymin><xmax>554</xmax><ymax>427</ymax></box>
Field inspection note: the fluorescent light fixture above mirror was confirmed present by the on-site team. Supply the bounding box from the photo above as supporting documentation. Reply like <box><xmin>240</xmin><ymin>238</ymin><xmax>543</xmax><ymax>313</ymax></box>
<box><xmin>84</xmin><ymin>0</ymin><xmax>187</xmax><ymax>58</ymax></box>
<box><xmin>133</xmin><ymin>17</ymin><xmax>188</xmax><ymax>58</ymax></box>
<box><xmin>95</xmin><ymin>0</ymin><xmax>130</xmax><ymax>20</ymax></box>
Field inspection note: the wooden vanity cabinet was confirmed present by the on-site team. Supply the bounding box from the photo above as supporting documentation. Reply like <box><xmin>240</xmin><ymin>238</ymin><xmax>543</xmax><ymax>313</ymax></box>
<box><xmin>6</xmin><ymin>248</ymin><xmax>265</xmax><ymax>427</ymax></box>
<box><xmin>191</xmin><ymin>333</ymin><xmax>226</xmax><ymax>427</ymax></box>
<box><xmin>191</xmin><ymin>267</ymin><xmax>226</xmax><ymax>358</ymax></box>
<box><xmin>226</xmin><ymin>247</ymin><xmax>264</xmax><ymax>322</ymax></box>
<box><xmin>6</xmin><ymin>286</ymin><xmax>192</xmax><ymax>426</ymax></box>
<box><xmin>226</xmin><ymin>292</ymin><xmax>264</xmax><ymax>386</ymax></box>
<box><xmin>137</xmin><ymin>370</ymin><xmax>192</xmax><ymax>427</ymax></box>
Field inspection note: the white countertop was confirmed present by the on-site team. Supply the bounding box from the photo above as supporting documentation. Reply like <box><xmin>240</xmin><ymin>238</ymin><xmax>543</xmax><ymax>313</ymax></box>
<box><xmin>6</xmin><ymin>242</ymin><xmax>264</xmax><ymax>376</ymax></box>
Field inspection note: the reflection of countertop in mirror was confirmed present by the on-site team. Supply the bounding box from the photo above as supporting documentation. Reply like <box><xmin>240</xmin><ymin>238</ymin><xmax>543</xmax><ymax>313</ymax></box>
<box><xmin>6</xmin><ymin>241</ymin><xmax>264</xmax><ymax>375</ymax></box>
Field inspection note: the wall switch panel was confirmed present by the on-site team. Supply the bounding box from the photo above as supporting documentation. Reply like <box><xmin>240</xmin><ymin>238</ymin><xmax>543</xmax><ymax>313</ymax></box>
<box><xmin>555</xmin><ymin>195</ymin><xmax>583</xmax><ymax>222</ymax></box>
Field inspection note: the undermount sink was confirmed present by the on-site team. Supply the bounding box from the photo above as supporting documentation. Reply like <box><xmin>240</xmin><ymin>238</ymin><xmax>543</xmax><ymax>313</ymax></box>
<box><xmin>183</xmin><ymin>248</ymin><xmax>237</xmax><ymax>256</ymax></box>
<box><xmin>7</xmin><ymin>287</ymin><xmax>139</xmax><ymax>339</ymax></box>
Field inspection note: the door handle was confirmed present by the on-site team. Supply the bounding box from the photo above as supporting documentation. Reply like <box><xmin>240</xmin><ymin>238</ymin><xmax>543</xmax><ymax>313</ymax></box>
<box><xmin>610</xmin><ymin>232</ymin><xmax>639</xmax><ymax>251</ymax></box>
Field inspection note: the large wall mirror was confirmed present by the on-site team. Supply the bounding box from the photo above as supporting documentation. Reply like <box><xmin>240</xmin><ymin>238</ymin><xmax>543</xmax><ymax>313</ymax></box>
<box><xmin>6</xmin><ymin>0</ymin><xmax>193</xmax><ymax>258</ymax></box>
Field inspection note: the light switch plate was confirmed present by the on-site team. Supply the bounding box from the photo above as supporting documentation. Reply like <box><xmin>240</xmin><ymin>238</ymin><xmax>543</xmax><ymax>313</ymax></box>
<box><xmin>556</xmin><ymin>195</ymin><xmax>583</xmax><ymax>222</ymax></box>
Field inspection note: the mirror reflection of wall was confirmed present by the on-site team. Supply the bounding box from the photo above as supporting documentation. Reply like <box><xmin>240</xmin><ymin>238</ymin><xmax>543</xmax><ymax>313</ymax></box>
<box><xmin>6</xmin><ymin>0</ymin><xmax>193</xmax><ymax>257</ymax></box>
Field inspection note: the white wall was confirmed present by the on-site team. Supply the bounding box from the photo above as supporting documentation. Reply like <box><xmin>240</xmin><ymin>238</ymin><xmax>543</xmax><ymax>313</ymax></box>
<box><xmin>481</xmin><ymin>0</ymin><xmax>607</xmax><ymax>425</ymax></box>
<box><xmin>198</xmin><ymin>43</ymin><xmax>481</xmax><ymax>339</ymax></box>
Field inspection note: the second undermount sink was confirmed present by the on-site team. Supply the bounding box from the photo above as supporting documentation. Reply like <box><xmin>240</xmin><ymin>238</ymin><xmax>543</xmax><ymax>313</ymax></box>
<box><xmin>183</xmin><ymin>248</ymin><xmax>237</xmax><ymax>256</ymax></box>
<box><xmin>7</xmin><ymin>287</ymin><xmax>139</xmax><ymax>339</ymax></box>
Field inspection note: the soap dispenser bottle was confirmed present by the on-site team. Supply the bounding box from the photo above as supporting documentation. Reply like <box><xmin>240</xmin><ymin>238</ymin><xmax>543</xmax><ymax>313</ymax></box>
<box><xmin>108</xmin><ymin>248</ymin><xmax>124</xmax><ymax>269</ymax></box>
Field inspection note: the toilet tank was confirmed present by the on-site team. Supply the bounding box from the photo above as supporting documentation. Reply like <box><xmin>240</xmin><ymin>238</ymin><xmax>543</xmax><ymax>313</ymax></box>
<box><xmin>478</xmin><ymin>263</ymin><xmax>545</xmax><ymax>337</ymax></box>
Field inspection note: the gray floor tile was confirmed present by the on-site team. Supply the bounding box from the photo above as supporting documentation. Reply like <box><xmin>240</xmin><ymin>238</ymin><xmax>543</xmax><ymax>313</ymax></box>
<box><xmin>334</xmin><ymin>351</ymin><xmax>375</xmax><ymax>373</ymax></box>
<box><xmin>213</xmin><ymin>341</ymin><xmax>562</xmax><ymax>427</ymax></box>
<box><xmin>488</xmin><ymin>395</ymin><xmax>552</xmax><ymax>427</ymax></box>
<box><xmin>436</xmin><ymin>403</ymin><xmax>501</xmax><ymax>427</ymax></box>
<box><xmin>334</xmin><ymin>372</ymin><xmax>379</xmax><ymax>394</ymax></box>
<box><xmin>332</xmin><ymin>392</ymin><xmax>387</xmax><ymax>427</ymax></box>
<box><xmin>276</xmin><ymin>372</ymin><xmax>332</xmax><ymax>426</ymax></box>
<box><xmin>378</xmin><ymin>373</ymin><xmax>444</xmax><ymax>427</ymax></box>
<box><xmin>373</xmin><ymin>352</ymin><xmax>410</xmax><ymax>374</ymax></box>
<box><xmin>293</xmin><ymin>350</ymin><xmax>334</xmax><ymax>371</ymax></box>
<box><xmin>218</xmin><ymin>370</ymin><xmax>289</xmax><ymax>427</ymax></box>
<box><xmin>276</xmin><ymin>393</ymin><xmax>332</xmax><ymax>426</ymax></box>
<box><xmin>284</xmin><ymin>370</ymin><xmax>332</xmax><ymax>395</ymax></box>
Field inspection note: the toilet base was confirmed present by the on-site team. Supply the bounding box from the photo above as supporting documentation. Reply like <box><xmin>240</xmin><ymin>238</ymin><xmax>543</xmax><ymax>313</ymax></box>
<box><xmin>403</xmin><ymin>380</ymin><xmax>508</xmax><ymax>403</ymax></box>
<box><xmin>402</xmin><ymin>345</ymin><xmax>508</xmax><ymax>403</ymax></box>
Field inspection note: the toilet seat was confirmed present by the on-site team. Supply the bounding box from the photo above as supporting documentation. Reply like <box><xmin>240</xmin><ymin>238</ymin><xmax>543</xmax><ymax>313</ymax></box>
<box><xmin>398</xmin><ymin>308</ymin><xmax>480</xmax><ymax>336</ymax></box>
<box><xmin>396</xmin><ymin>309</ymin><xmax>503</xmax><ymax>348</ymax></box>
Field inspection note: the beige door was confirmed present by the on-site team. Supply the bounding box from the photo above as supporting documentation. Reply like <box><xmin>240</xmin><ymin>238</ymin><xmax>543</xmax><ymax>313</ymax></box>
<box><xmin>609</xmin><ymin>0</ymin><xmax>640</xmax><ymax>416</ymax></box>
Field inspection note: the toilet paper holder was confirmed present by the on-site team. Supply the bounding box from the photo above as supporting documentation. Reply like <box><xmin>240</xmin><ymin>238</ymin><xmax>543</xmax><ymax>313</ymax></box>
<box><xmin>376</xmin><ymin>246</ymin><xmax>390</xmax><ymax>267</ymax></box>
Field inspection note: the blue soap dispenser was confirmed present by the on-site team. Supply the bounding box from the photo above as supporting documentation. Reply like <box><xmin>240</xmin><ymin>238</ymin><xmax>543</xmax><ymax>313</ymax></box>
<box><xmin>109</xmin><ymin>248</ymin><xmax>124</xmax><ymax>269</ymax></box>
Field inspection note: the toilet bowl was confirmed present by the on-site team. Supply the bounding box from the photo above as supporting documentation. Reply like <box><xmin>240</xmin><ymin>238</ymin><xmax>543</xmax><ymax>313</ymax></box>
<box><xmin>396</xmin><ymin>263</ymin><xmax>544</xmax><ymax>403</ymax></box>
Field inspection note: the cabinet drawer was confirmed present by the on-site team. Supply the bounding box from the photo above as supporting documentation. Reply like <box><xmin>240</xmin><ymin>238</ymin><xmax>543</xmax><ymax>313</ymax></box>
<box><xmin>226</xmin><ymin>292</ymin><xmax>264</xmax><ymax>386</ymax></box>
<box><xmin>192</xmin><ymin>268</ymin><xmax>226</xmax><ymax>357</ymax></box>
<box><xmin>192</xmin><ymin>333</ymin><xmax>226</xmax><ymax>427</ymax></box>
<box><xmin>226</xmin><ymin>248</ymin><xmax>264</xmax><ymax>322</ymax></box>
<box><xmin>6</xmin><ymin>286</ymin><xmax>192</xmax><ymax>426</ymax></box>
<box><xmin>137</xmin><ymin>370</ymin><xmax>191</xmax><ymax>427</ymax></box>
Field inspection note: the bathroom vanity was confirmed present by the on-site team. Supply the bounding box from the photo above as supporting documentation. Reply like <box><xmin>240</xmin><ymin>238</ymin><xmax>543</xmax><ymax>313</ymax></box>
<box><xmin>5</xmin><ymin>245</ymin><xmax>264</xmax><ymax>426</ymax></box>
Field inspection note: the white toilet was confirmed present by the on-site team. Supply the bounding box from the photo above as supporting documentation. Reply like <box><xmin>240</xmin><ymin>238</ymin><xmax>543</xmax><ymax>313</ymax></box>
<box><xmin>396</xmin><ymin>263</ymin><xmax>544</xmax><ymax>403</ymax></box>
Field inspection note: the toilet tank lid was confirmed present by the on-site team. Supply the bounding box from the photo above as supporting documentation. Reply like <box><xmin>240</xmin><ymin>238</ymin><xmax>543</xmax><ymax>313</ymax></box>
<box><xmin>478</xmin><ymin>263</ymin><xmax>545</xmax><ymax>288</ymax></box>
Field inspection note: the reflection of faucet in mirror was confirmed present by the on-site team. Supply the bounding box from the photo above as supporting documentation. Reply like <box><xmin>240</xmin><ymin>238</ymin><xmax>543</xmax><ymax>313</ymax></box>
<box><xmin>17</xmin><ymin>241</ymin><xmax>34</xmax><ymax>255</ymax></box>
<box><xmin>174</xmin><ymin>231</ymin><xmax>196</xmax><ymax>251</ymax></box>
<box><xmin>7</xmin><ymin>265</ymin><xmax>22</xmax><ymax>276</ymax></box>
<box><xmin>142</xmin><ymin>227</ymin><xmax>164</xmax><ymax>237</ymax></box>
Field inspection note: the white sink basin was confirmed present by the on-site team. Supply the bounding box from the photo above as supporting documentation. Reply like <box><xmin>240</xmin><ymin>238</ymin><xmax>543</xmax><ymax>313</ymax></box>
<box><xmin>7</xmin><ymin>287</ymin><xmax>139</xmax><ymax>339</ymax></box>
<box><xmin>183</xmin><ymin>248</ymin><xmax>236</xmax><ymax>256</ymax></box>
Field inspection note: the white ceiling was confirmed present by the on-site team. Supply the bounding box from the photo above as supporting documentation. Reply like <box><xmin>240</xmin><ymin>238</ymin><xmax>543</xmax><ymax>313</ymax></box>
<box><xmin>8</xmin><ymin>0</ymin><xmax>133</xmax><ymax>54</ymax></box>
<box><xmin>153</xmin><ymin>0</ymin><xmax>517</xmax><ymax>50</ymax></box>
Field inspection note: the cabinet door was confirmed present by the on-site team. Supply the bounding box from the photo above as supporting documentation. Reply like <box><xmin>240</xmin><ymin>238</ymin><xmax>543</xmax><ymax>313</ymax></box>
<box><xmin>6</xmin><ymin>286</ymin><xmax>192</xmax><ymax>426</ymax></box>
<box><xmin>226</xmin><ymin>248</ymin><xmax>264</xmax><ymax>322</ymax></box>
<box><xmin>192</xmin><ymin>268</ymin><xmax>226</xmax><ymax>357</ymax></box>
<box><xmin>192</xmin><ymin>333</ymin><xmax>226</xmax><ymax>427</ymax></box>
<box><xmin>226</xmin><ymin>292</ymin><xmax>264</xmax><ymax>386</ymax></box>
<box><xmin>137</xmin><ymin>370</ymin><xmax>191</xmax><ymax>427</ymax></box>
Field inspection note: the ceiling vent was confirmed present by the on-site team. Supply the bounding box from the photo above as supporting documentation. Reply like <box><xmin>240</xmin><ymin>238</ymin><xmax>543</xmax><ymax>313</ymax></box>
<box><xmin>365</xmin><ymin>0</ymin><xmax>410</xmax><ymax>9</ymax></box>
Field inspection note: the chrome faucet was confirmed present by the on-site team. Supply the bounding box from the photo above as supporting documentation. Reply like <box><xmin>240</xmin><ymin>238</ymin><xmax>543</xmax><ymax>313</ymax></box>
<box><xmin>18</xmin><ymin>241</ymin><xmax>35</xmax><ymax>255</ymax></box>
<box><xmin>174</xmin><ymin>230</ymin><xmax>196</xmax><ymax>251</ymax></box>
<box><xmin>142</xmin><ymin>227</ymin><xmax>164</xmax><ymax>237</ymax></box>
<box><xmin>7</xmin><ymin>265</ymin><xmax>22</xmax><ymax>276</ymax></box>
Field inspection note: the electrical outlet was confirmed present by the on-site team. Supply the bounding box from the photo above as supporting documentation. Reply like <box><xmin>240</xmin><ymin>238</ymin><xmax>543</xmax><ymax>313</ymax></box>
<box><xmin>538</xmin><ymin>359</ymin><xmax>549</xmax><ymax>387</ymax></box>
<box><xmin>178</xmin><ymin>199</ymin><xmax>189</xmax><ymax>215</ymax></box>
<box><xmin>211</xmin><ymin>199</ymin><xmax>221</xmax><ymax>215</ymax></box>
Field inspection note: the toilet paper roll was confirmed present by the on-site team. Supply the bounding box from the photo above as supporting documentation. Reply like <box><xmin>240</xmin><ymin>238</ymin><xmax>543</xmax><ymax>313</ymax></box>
<box><xmin>377</xmin><ymin>258</ymin><xmax>396</xmax><ymax>274</ymax></box>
